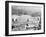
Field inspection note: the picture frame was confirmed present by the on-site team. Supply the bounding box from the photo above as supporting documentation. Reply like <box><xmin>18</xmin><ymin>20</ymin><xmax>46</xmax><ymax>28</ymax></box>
<box><xmin>5</xmin><ymin>1</ymin><xmax>45</xmax><ymax>36</ymax></box>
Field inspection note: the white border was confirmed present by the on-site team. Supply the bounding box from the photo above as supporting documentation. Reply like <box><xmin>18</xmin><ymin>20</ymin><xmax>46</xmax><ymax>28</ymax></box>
<box><xmin>9</xmin><ymin>3</ymin><xmax>44</xmax><ymax>35</ymax></box>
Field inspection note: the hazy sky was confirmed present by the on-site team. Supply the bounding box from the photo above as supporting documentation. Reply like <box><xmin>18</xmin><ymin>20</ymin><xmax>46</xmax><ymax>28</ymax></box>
<box><xmin>12</xmin><ymin>6</ymin><xmax>41</xmax><ymax>13</ymax></box>
<box><xmin>12</xmin><ymin>6</ymin><xmax>41</xmax><ymax>16</ymax></box>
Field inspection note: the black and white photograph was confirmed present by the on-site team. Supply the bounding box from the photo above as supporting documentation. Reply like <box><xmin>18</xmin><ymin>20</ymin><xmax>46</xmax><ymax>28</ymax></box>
<box><xmin>5</xmin><ymin>1</ymin><xmax>45</xmax><ymax>36</ymax></box>
<box><xmin>12</xmin><ymin>5</ymin><xmax>41</xmax><ymax>31</ymax></box>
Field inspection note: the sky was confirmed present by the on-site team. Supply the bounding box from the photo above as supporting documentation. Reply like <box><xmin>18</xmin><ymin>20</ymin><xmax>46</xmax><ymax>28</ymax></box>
<box><xmin>12</xmin><ymin>5</ymin><xmax>41</xmax><ymax>16</ymax></box>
